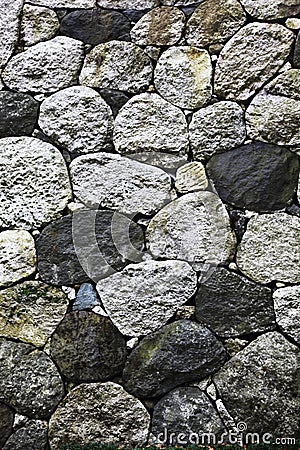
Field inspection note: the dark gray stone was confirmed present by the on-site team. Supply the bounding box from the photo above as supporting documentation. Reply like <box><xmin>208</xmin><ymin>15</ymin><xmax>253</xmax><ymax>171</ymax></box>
<box><xmin>99</xmin><ymin>89</ymin><xmax>129</xmax><ymax>117</ymax></box>
<box><xmin>50</xmin><ymin>311</ymin><xmax>127</xmax><ymax>383</ymax></box>
<box><xmin>73</xmin><ymin>283</ymin><xmax>100</xmax><ymax>311</ymax></box>
<box><xmin>3</xmin><ymin>420</ymin><xmax>48</xmax><ymax>450</ymax></box>
<box><xmin>206</xmin><ymin>142</ymin><xmax>299</xmax><ymax>212</ymax></box>
<box><xmin>195</xmin><ymin>267</ymin><xmax>276</xmax><ymax>338</ymax></box>
<box><xmin>0</xmin><ymin>403</ymin><xmax>14</xmax><ymax>448</ymax></box>
<box><xmin>123</xmin><ymin>320</ymin><xmax>227</xmax><ymax>398</ymax></box>
<box><xmin>228</xmin><ymin>209</ymin><xmax>247</xmax><ymax>243</ymax></box>
<box><xmin>0</xmin><ymin>92</ymin><xmax>38</xmax><ymax>137</ymax></box>
<box><xmin>294</xmin><ymin>32</ymin><xmax>300</xmax><ymax>68</ymax></box>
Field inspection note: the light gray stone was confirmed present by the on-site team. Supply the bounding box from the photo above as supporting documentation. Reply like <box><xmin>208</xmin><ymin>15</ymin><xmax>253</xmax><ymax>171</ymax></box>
<box><xmin>113</xmin><ymin>93</ymin><xmax>189</xmax><ymax>155</ymax></box>
<box><xmin>236</xmin><ymin>212</ymin><xmax>300</xmax><ymax>284</ymax></box>
<box><xmin>0</xmin><ymin>137</ymin><xmax>71</xmax><ymax>229</ymax></box>
<box><xmin>3</xmin><ymin>420</ymin><xmax>48</xmax><ymax>450</ymax></box>
<box><xmin>48</xmin><ymin>382</ymin><xmax>150</xmax><ymax>448</ymax></box>
<box><xmin>97</xmin><ymin>0</ymin><xmax>159</xmax><ymax>8</ymax></box>
<box><xmin>240</xmin><ymin>0</ymin><xmax>300</xmax><ymax>20</ymax></box>
<box><xmin>146</xmin><ymin>191</ymin><xmax>236</xmax><ymax>271</ymax></box>
<box><xmin>73</xmin><ymin>283</ymin><xmax>100</xmax><ymax>311</ymax></box>
<box><xmin>39</xmin><ymin>86</ymin><xmax>114</xmax><ymax>154</ymax></box>
<box><xmin>129</xmin><ymin>152</ymin><xmax>187</xmax><ymax>175</ymax></box>
<box><xmin>154</xmin><ymin>47</ymin><xmax>212</xmax><ymax>109</ymax></box>
<box><xmin>2</xmin><ymin>36</ymin><xmax>84</xmax><ymax>93</ymax></box>
<box><xmin>0</xmin><ymin>0</ymin><xmax>23</xmax><ymax>69</ymax></box>
<box><xmin>21</xmin><ymin>4</ymin><xmax>59</xmax><ymax>47</ymax></box>
<box><xmin>29</xmin><ymin>0</ymin><xmax>94</xmax><ymax>7</ymax></box>
<box><xmin>97</xmin><ymin>259</ymin><xmax>197</xmax><ymax>337</ymax></box>
<box><xmin>0</xmin><ymin>231</ymin><xmax>36</xmax><ymax>288</ymax></box>
<box><xmin>285</xmin><ymin>18</ymin><xmax>300</xmax><ymax>30</ymax></box>
<box><xmin>214</xmin><ymin>23</ymin><xmax>294</xmax><ymax>101</ymax></box>
<box><xmin>273</xmin><ymin>286</ymin><xmax>300</xmax><ymax>345</ymax></box>
<box><xmin>80</xmin><ymin>41</ymin><xmax>152</xmax><ymax>93</ymax></box>
<box><xmin>175</xmin><ymin>162</ymin><xmax>208</xmax><ymax>193</ymax></box>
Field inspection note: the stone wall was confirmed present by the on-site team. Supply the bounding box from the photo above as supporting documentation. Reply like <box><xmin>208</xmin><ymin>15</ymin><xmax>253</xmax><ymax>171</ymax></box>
<box><xmin>0</xmin><ymin>0</ymin><xmax>300</xmax><ymax>448</ymax></box>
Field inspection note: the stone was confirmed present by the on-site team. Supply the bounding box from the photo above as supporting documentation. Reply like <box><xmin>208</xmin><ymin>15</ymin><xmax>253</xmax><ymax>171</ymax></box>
<box><xmin>175</xmin><ymin>162</ymin><xmax>208</xmax><ymax>193</ymax></box>
<box><xmin>99</xmin><ymin>89</ymin><xmax>129</xmax><ymax>117</ymax></box>
<box><xmin>223</xmin><ymin>338</ymin><xmax>248</xmax><ymax>357</ymax></box>
<box><xmin>0</xmin><ymin>339</ymin><xmax>64</xmax><ymax>419</ymax></box>
<box><xmin>29</xmin><ymin>0</ymin><xmax>94</xmax><ymax>6</ymax></box>
<box><xmin>246</xmin><ymin>69</ymin><xmax>300</xmax><ymax>146</ymax></box>
<box><xmin>195</xmin><ymin>267</ymin><xmax>276</xmax><ymax>338</ymax></box>
<box><xmin>213</xmin><ymin>332</ymin><xmax>300</xmax><ymax>438</ymax></box>
<box><xmin>48</xmin><ymin>382</ymin><xmax>150</xmax><ymax>448</ymax></box>
<box><xmin>36</xmin><ymin>211</ymin><xmax>144</xmax><ymax>285</ymax></box>
<box><xmin>286</xmin><ymin>18</ymin><xmax>300</xmax><ymax>30</ymax></box>
<box><xmin>0</xmin><ymin>0</ymin><xmax>23</xmax><ymax>69</ymax></box>
<box><xmin>0</xmin><ymin>403</ymin><xmax>14</xmax><ymax>448</ymax></box>
<box><xmin>21</xmin><ymin>4</ymin><xmax>59</xmax><ymax>47</ymax></box>
<box><xmin>79</xmin><ymin>41</ymin><xmax>152</xmax><ymax>93</ymax></box>
<box><xmin>0</xmin><ymin>137</ymin><xmax>71</xmax><ymax>229</ymax></box>
<box><xmin>70</xmin><ymin>152</ymin><xmax>175</xmax><ymax>215</ymax></box>
<box><xmin>206</xmin><ymin>142</ymin><xmax>299</xmax><ymax>211</ymax></box>
<box><xmin>0</xmin><ymin>231</ymin><xmax>36</xmax><ymax>288</ymax></box>
<box><xmin>113</xmin><ymin>93</ymin><xmax>189</xmax><ymax>155</ymax></box>
<box><xmin>146</xmin><ymin>192</ymin><xmax>236</xmax><ymax>271</ymax></box>
<box><xmin>50</xmin><ymin>311</ymin><xmax>127</xmax><ymax>383</ymax></box>
<box><xmin>0</xmin><ymin>281</ymin><xmax>68</xmax><ymax>347</ymax></box>
<box><xmin>97</xmin><ymin>260</ymin><xmax>197</xmax><ymax>337</ymax></box>
<box><xmin>214</xmin><ymin>23</ymin><xmax>294</xmax><ymax>101</ymax></box>
<box><xmin>0</xmin><ymin>92</ymin><xmax>39</xmax><ymax>138</ymax></box>
<box><xmin>294</xmin><ymin>32</ymin><xmax>300</xmax><ymax>68</ymax></box>
<box><xmin>60</xmin><ymin>8</ymin><xmax>131</xmax><ymax>45</ymax></box>
<box><xmin>3</xmin><ymin>420</ymin><xmax>48</xmax><ymax>450</ymax></box>
<box><xmin>123</xmin><ymin>320</ymin><xmax>227</xmax><ymax>398</ymax></box>
<box><xmin>154</xmin><ymin>47</ymin><xmax>212</xmax><ymax>109</ymax></box>
<box><xmin>130</xmin><ymin>7</ymin><xmax>185</xmax><ymax>46</ymax></box>
<box><xmin>228</xmin><ymin>209</ymin><xmax>247</xmax><ymax>243</ymax></box>
<box><xmin>97</xmin><ymin>0</ymin><xmax>158</xmax><ymax>8</ymax></box>
<box><xmin>239</xmin><ymin>0</ymin><xmax>300</xmax><ymax>19</ymax></box>
<box><xmin>189</xmin><ymin>101</ymin><xmax>246</xmax><ymax>160</ymax></box>
<box><xmin>73</xmin><ymin>283</ymin><xmax>100</xmax><ymax>311</ymax></box>
<box><xmin>129</xmin><ymin>152</ymin><xmax>188</xmax><ymax>175</ymax></box>
<box><xmin>186</xmin><ymin>0</ymin><xmax>246</xmax><ymax>47</ymax></box>
<box><xmin>39</xmin><ymin>86</ymin><xmax>113</xmax><ymax>155</ymax></box>
<box><xmin>236</xmin><ymin>212</ymin><xmax>300</xmax><ymax>284</ymax></box>
<box><xmin>273</xmin><ymin>286</ymin><xmax>300</xmax><ymax>345</ymax></box>
<box><xmin>2</xmin><ymin>36</ymin><xmax>84</xmax><ymax>93</ymax></box>
<box><xmin>150</xmin><ymin>387</ymin><xmax>225</xmax><ymax>446</ymax></box>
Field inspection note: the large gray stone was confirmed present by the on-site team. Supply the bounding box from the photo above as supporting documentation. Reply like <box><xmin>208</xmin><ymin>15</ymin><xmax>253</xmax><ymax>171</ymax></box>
<box><xmin>0</xmin><ymin>92</ymin><xmax>39</xmax><ymax>138</ymax></box>
<box><xmin>273</xmin><ymin>286</ymin><xmax>300</xmax><ymax>345</ymax></box>
<box><xmin>240</xmin><ymin>0</ymin><xmax>300</xmax><ymax>19</ymax></box>
<box><xmin>0</xmin><ymin>0</ymin><xmax>23</xmax><ymax>69</ymax></box>
<box><xmin>97</xmin><ymin>0</ymin><xmax>159</xmax><ymax>8</ymax></box>
<box><xmin>21</xmin><ymin>4</ymin><xmax>59</xmax><ymax>47</ymax></box>
<box><xmin>29</xmin><ymin>0</ymin><xmax>94</xmax><ymax>7</ymax></box>
<box><xmin>3</xmin><ymin>420</ymin><xmax>48</xmax><ymax>450</ymax></box>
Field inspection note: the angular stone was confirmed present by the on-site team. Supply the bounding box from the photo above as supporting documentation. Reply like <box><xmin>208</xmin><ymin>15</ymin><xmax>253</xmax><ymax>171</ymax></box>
<box><xmin>0</xmin><ymin>137</ymin><xmax>71</xmax><ymax>229</ymax></box>
<box><xmin>73</xmin><ymin>283</ymin><xmax>100</xmax><ymax>311</ymax></box>
<box><xmin>236</xmin><ymin>212</ymin><xmax>300</xmax><ymax>284</ymax></box>
<box><xmin>0</xmin><ymin>231</ymin><xmax>36</xmax><ymax>288</ymax></box>
<box><xmin>273</xmin><ymin>286</ymin><xmax>300</xmax><ymax>345</ymax></box>
<box><xmin>0</xmin><ymin>403</ymin><xmax>14</xmax><ymax>448</ymax></box>
<box><xmin>206</xmin><ymin>142</ymin><xmax>299</xmax><ymax>211</ymax></box>
<box><xmin>186</xmin><ymin>0</ymin><xmax>246</xmax><ymax>47</ymax></box>
<box><xmin>214</xmin><ymin>23</ymin><xmax>294</xmax><ymax>101</ymax></box>
<box><xmin>150</xmin><ymin>387</ymin><xmax>226</xmax><ymax>445</ymax></box>
<box><xmin>97</xmin><ymin>0</ymin><xmax>158</xmax><ymax>8</ymax></box>
<box><xmin>294</xmin><ymin>32</ymin><xmax>300</xmax><ymax>68</ymax></box>
<box><xmin>39</xmin><ymin>86</ymin><xmax>113</xmax><ymax>154</ymax></box>
<box><xmin>154</xmin><ymin>47</ymin><xmax>212</xmax><ymax>109</ymax></box>
<box><xmin>131</xmin><ymin>7</ymin><xmax>185</xmax><ymax>46</ymax></box>
<box><xmin>213</xmin><ymin>332</ymin><xmax>300</xmax><ymax>438</ymax></box>
<box><xmin>0</xmin><ymin>339</ymin><xmax>64</xmax><ymax>419</ymax></box>
<box><xmin>80</xmin><ymin>41</ymin><xmax>152</xmax><ymax>93</ymax></box>
<box><xmin>175</xmin><ymin>162</ymin><xmax>208</xmax><ymax>193</ymax></box>
<box><xmin>146</xmin><ymin>192</ymin><xmax>236</xmax><ymax>271</ymax></box>
<box><xmin>123</xmin><ymin>320</ymin><xmax>227</xmax><ymax>398</ymax></box>
<box><xmin>0</xmin><ymin>0</ymin><xmax>23</xmax><ymax>69</ymax></box>
<box><xmin>97</xmin><ymin>260</ymin><xmax>197</xmax><ymax>337</ymax></box>
<box><xmin>3</xmin><ymin>420</ymin><xmax>48</xmax><ymax>450</ymax></box>
<box><xmin>21</xmin><ymin>4</ymin><xmax>59</xmax><ymax>47</ymax></box>
<box><xmin>99</xmin><ymin>89</ymin><xmax>129</xmax><ymax>117</ymax></box>
<box><xmin>246</xmin><ymin>69</ymin><xmax>300</xmax><ymax>146</ymax></box>
<box><xmin>36</xmin><ymin>211</ymin><xmax>144</xmax><ymax>285</ymax></box>
<box><xmin>195</xmin><ymin>267</ymin><xmax>276</xmax><ymax>338</ymax></box>
<box><xmin>0</xmin><ymin>92</ymin><xmax>39</xmax><ymax>138</ymax></box>
<box><xmin>29</xmin><ymin>0</ymin><xmax>94</xmax><ymax>6</ymax></box>
<box><xmin>70</xmin><ymin>152</ymin><xmax>175</xmax><ymax>215</ymax></box>
<box><xmin>49</xmin><ymin>382</ymin><xmax>150</xmax><ymax>448</ymax></box>
<box><xmin>240</xmin><ymin>0</ymin><xmax>300</xmax><ymax>19</ymax></box>
<box><xmin>2</xmin><ymin>36</ymin><xmax>84</xmax><ymax>93</ymax></box>
<box><xmin>189</xmin><ymin>101</ymin><xmax>246</xmax><ymax>160</ymax></box>
<box><xmin>113</xmin><ymin>93</ymin><xmax>189</xmax><ymax>155</ymax></box>
<box><xmin>0</xmin><ymin>281</ymin><xmax>68</xmax><ymax>347</ymax></box>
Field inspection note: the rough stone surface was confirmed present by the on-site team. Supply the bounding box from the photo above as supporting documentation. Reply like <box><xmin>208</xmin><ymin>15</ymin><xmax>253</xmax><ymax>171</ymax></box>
<box><xmin>146</xmin><ymin>192</ymin><xmax>236</xmax><ymax>271</ymax></box>
<box><xmin>186</xmin><ymin>0</ymin><xmax>246</xmax><ymax>47</ymax></box>
<box><xmin>273</xmin><ymin>286</ymin><xmax>300</xmax><ymax>345</ymax></box>
<box><xmin>97</xmin><ymin>260</ymin><xmax>197</xmax><ymax>337</ymax></box>
<box><xmin>0</xmin><ymin>339</ymin><xmax>64</xmax><ymax>419</ymax></box>
<box><xmin>0</xmin><ymin>281</ymin><xmax>68</xmax><ymax>347</ymax></box>
<box><xmin>21</xmin><ymin>4</ymin><xmax>59</xmax><ymax>47</ymax></box>
<box><xmin>214</xmin><ymin>332</ymin><xmax>300</xmax><ymax>438</ymax></box>
<box><xmin>0</xmin><ymin>0</ymin><xmax>23</xmax><ymax>69</ymax></box>
<box><xmin>154</xmin><ymin>47</ymin><xmax>212</xmax><ymax>109</ymax></box>
<box><xmin>214</xmin><ymin>23</ymin><xmax>294</xmax><ymax>101</ymax></box>
<box><xmin>99</xmin><ymin>89</ymin><xmax>129</xmax><ymax>117</ymax></box>
<box><xmin>3</xmin><ymin>420</ymin><xmax>48</xmax><ymax>450</ymax></box>
<box><xmin>2</xmin><ymin>36</ymin><xmax>84</xmax><ymax>93</ymax></box>
<box><xmin>0</xmin><ymin>92</ymin><xmax>39</xmax><ymax>138</ymax></box>
<box><xmin>175</xmin><ymin>162</ymin><xmax>208</xmax><ymax>193</ymax></box>
<box><xmin>240</xmin><ymin>0</ymin><xmax>300</xmax><ymax>20</ymax></box>
<box><xmin>246</xmin><ymin>69</ymin><xmax>300</xmax><ymax>146</ymax></box>
<box><xmin>39</xmin><ymin>86</ymin><xmax>114</xmax><ymax>154</ymax></box>
<box><xmin>97</xmin><ymin>0</ymin><xmax>159</xmax><ymax>8</ymax></box>
<box><xmin>294</xmin><ymin>32</ymin><xmax>300</xmax><ymax>68</ymax></box>
<box><xmin>80</xmin><ymin>41</ymin><xmax>152</xmax><ymax>93</ymax></box>
<box><xmin>0</xmin><ymin>403</ymin><xmax>14</xmax><ymax>448</ymax></box>
<box><xmin>70</xmin><ymin>152</ymin><xmax>175</xmax><ymax>215</ymax></box>
<box><xmin>206</xmin><ymin>142</ymin><xmax>299</xmax><ymax>211</ymax></box>
<box><xmin>113</xmin><ymin>93</ymin><xmax>189</xmax><ymax>155</ymax></box>
<box><xmin>73</xmin><ymin>283</ymin><xmax>100</xmax><ymax>311</ymax></box>
<box><xmin>0</xmin><ymin>137</ymin><xmax>71</xmax><ymax>229</ymax></box>
<box><xmin>0</xmin><ymin>231</ymin><xmax>36</xmax><ymax>288</ymax></box>
<box><xmin>60</xmin><ymin>8</ymin><xmax>131</xmax><ymax>45</ymax></box>
<box><xmin>236</xmin><ymin>212</ymin><xmax>300</xmax><ymax>284</ymax></box>
<box><xmin>30</xmin><ymin>0</ymin><xmax>94</xmax><ymax>7</ymax></box>
<box><xmin>129</xmin><ymin>152</ymin><xmax>188</xmax><ymax>175</ymax></box>
<box><xmin>195</xmin><ymin>267</ymin><xmax>276</xmax><ymax>338</ymax></box>
<box><xmin>189</xmin><ymin>101</ymin><xmax>246</xmax><ymax>160</ymax></box>
<box><xmin>131</xmin><ymin>7</ymin><xmax>185</xmax><ymax>46</ymax></box>
<box><xmin>48</xmin><ymin>382</ymin><xmax>150</xmax><ymax>448</ymax></box>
